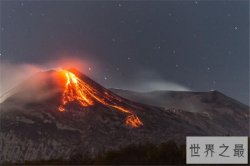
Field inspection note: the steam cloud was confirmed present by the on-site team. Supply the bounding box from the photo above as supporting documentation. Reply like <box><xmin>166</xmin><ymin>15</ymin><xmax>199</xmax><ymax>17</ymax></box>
<box><xmin>108</xmin><ymin>69</ymin><xmax>190</xmax><ymax>92</ymax></box>
<box><xmin>0</xmin><ymin>57</ymin><xmax>97</xmax><ymax>103</ymax></box>
<box><xmin>0</xmin><ymin>62</ymin><xmax>44</xmax><ymax>102</ymax></box>
<box><xmin>124</xmin><ymin>80</ymin><xmax>190</xmax><ymax>92</ymax></box>
<box><xmin>0</xmin><ymin>60</ymin><xmax>190</xmax><ymax>103</ymax></box>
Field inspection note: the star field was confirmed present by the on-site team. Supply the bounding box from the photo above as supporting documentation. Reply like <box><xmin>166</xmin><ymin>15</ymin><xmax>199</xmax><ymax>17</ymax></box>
<box><xmin>0</xmin><ymin>1</ymin><xmax>249</xmax><ymax>104</ymax></box>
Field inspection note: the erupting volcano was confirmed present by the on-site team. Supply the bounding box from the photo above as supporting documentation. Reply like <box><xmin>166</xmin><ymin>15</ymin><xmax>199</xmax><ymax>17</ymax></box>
<box><xmin>57</xmin><ymin>69</ymin><xmax>143</xmax><ymax>128</ymax></box>
<box><xmin>1</xmin><ymin>68</ymin><xmax>249</xmax><ymax>164</ymax></box>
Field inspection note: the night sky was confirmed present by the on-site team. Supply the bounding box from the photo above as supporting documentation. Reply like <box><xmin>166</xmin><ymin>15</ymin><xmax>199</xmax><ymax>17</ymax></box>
<box><xmin>0</xmin><ymin>1</ymin><xmax>249</xmax><ymax>105</ymax></box>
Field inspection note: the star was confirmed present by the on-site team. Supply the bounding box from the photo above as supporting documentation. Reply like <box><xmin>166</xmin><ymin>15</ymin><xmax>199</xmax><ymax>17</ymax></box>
<box><xmin>154</xmin><ymin>45</ymin><xmax>161</xmax><ymax>50</ymax></box>
<box><xmin>104</xmin><ymin>76</ymin><xmax>108</xmax><ymax>80</ymax></box>
<box><xmin>207</xmin><ymin>67</ymin><xmax>211</xmax><ymax>71</ymax></box>
<box><xmin>175</xmin><ymin>64</ymin><xmax>179</xmax><ymax>68</ymax></box>
<box><xmin>118</xmin><ymin>3</ymin><xmax>122</xmax><ymax>7</ymax></box>
<box><xmin>88</xmin><ymin>67</ymin><xmax>91</xmax><ymax>71</ymax></box>
<box><xmin>234</xmin><ymin>26</ymin><xmax>238</xmax><ymax>30</ymax></box>
<box><xmin>127</xmin><ymin>57</ymin><xmax>131</xmax><ymax>60</ymax></box>
<box><xmin>194</xmin><ymin>1</ymin><xmax>198</xmax><ymax>5</ymax></box>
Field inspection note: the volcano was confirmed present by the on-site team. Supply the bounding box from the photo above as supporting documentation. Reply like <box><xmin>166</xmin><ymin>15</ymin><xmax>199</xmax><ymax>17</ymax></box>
<box><xmin>57</xmin><ymin>69</ymin><xmax>142</xmax><ymax>127</ymax></box>
<box><xmin>0</xmin><ymin>69</ymin><xmax>249</xmax><ymax>163</ymax></box>
<box><xmin>2</xmin><ymin>69</ymin><xmax>143</xmax><ymax>127</ymax></box>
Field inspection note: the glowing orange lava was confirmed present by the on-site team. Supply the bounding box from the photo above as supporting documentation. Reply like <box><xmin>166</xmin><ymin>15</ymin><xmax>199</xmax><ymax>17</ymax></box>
<box><xmin>58</xmin><ymin>70</ymin><xmax>143</xmax><ymax>128</ymax></box>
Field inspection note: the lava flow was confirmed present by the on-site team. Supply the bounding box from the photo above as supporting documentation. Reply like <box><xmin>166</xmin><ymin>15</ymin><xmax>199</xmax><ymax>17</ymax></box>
<box><xmin>58</xmin><ymin>70</ymin><xmax>143</xmax><ymax>128</ymax></box>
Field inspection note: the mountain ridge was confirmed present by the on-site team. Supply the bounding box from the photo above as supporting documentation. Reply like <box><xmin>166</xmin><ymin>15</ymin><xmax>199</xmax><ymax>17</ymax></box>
<box><xmin>110</xmin><ymin>88</ymin><xmax>249</xmax><ymax>112</ymax></box>
<box><xmin>0</xmin><ymin>69</ymin><xmax>249</xmax><ymax>163</ymax></box>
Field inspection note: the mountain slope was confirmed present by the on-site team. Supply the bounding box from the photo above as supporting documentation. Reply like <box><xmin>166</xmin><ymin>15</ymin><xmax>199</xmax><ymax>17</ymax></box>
<box><xmin>0</xmin><ymin>69</ymin><xmax>249</xmax><ymax>163</ymax></box>
<box><xmin>110</xmin><ymin>88</ymin><xmax>249</xmax><ymax>113</ymax></box>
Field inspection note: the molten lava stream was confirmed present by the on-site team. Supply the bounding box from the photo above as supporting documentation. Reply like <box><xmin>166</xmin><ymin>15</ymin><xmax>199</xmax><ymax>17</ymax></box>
<box><xmin>58</xmin><ymin>70</ymin><xmax>143</xmax><ymax>128</ymax></box>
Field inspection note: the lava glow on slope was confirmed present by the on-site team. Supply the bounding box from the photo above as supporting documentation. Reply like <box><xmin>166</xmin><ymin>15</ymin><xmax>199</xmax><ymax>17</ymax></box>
<box><xmin>58</xmin><ymin>70</ymin><xmax>143</xmax><ymax>128</ymax></box>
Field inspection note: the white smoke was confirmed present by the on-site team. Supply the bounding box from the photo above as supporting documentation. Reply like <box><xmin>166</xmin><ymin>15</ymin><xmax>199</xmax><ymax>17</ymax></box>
<box><xmin>129</xmin><ymin>80</ymin><xmax>190</xmax><ymax>92</ymax></box>
<box><xmin>0</xmin><ymin>62</ymin><xmax>44</xmax><ymax>102</ymax></box>
<box><xmin>0</xmin><ymin>57</ymin><xmax>95</xmax><ymax>103</ymax></box>
<box><xmin>109</xmin><ymin>68</ymin><xmax>190</xmax><ymax>92</ymax></box>
<box><xmin>0</xmin><ymin>60</ymin><xmax>190</xmax><ymax>103</ymax></box>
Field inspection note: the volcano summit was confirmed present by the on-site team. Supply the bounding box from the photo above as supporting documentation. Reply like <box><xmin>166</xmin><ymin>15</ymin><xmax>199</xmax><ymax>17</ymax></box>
<box><xmin>0</xmin><ymin>69</ymin><xmax>249</xmax><ymax>163</ymax></box>
<box><xmin>57</xmin><ymin>69</ymin><xmax>142</xmax><ymax>128</ymax></box>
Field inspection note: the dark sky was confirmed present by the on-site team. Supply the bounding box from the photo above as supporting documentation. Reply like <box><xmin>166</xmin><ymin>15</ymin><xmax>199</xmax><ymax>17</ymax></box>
<box><xmin>0</xmin><ymin>1</ymin><xmax>249</xmax><ymax>105</ymax></box>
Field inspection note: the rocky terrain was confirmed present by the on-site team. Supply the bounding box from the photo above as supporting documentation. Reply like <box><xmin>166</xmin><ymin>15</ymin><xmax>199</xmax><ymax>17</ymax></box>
<box><xmin>0</xmin><ymin>69</ymin><xmax>249</xmax><ymax>163</ymax></box>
